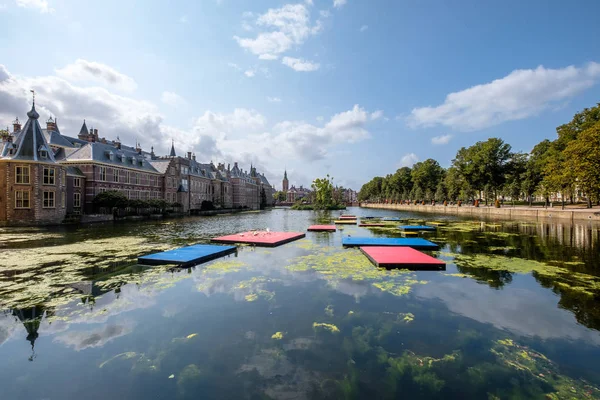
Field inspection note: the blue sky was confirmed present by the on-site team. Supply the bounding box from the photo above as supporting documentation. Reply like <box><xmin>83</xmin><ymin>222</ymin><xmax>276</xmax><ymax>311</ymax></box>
<box><xmin>1</xmin><ymin>0</ymin><xmax>599</xmax><ymax>190</ymax></box>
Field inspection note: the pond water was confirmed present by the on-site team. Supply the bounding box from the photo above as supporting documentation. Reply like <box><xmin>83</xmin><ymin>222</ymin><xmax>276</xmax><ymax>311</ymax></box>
<box><xmin>1</xmin><ymin>207</ymin><xmax>600</xmax><ymax>399</ymax></box>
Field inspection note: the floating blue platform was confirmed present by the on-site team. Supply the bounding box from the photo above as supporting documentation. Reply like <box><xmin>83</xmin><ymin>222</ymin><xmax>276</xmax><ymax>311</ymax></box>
<box><xmin>382</xmin><ymin>217</ymin><xmax>402</xmax><ymax>221</ymax></box>
<box><xmin>399</xmin><ymin>225</ymin><xmax>436</xmax><ymax>231</ymax></box>
<box><xmin>138</xmin><ymin>244</ymin><xmax>236</xmax><ymax>266</ymax></box>
<box><xmin>342</xmin><ymin>237</ymin><xmax>439</xmax><ymax>250</ymax></box>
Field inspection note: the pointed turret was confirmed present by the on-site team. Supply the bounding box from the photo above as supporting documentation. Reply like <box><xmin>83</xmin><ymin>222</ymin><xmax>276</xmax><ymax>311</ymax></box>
<box><xmin>169</xmin><ymin>140</ymin><xmax>176</xmax><ymax>157</ymax></box>
<box><xmin>78</xmin><ymin>120</ymin><xmax>89</xmax><ymax>140</ymax></box>
<box><xmin>5</xmin><ymin>102</ymin><xmax>55</xmax><ymax>162</ymax></box>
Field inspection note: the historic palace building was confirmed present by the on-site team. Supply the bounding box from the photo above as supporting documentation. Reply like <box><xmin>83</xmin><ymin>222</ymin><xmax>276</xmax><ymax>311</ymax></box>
<box><xmin>0</xmin><ymin>102</ymin><xmax>275</xmax><ymax>225</ymax></box>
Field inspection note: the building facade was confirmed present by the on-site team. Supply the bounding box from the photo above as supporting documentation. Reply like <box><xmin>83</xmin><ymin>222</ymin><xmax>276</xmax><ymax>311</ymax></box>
<box><xmin>0</xmin><ymin>103</ymin><xmax>275</xmax><ymax>225</ymax></box>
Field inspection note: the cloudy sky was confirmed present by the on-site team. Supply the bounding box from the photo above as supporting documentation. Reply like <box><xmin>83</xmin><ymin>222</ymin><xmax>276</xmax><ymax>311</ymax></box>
<box><xmin>1</xmin><ymin>0</ymin><xmax>599</xmax><ymax>189</ymax></box>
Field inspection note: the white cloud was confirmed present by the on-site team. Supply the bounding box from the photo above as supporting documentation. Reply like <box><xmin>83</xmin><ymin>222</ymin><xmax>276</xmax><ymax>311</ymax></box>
<box><xmin>0</xmin><ymin>4</ymin><xmax>7</xmax><ymax>11</ymax></box>
<box><xmin>234</xmin><ymin>3</ymin><xmax>324</xmax><ymax>61</ymax></box>
<box><xmin>316</xmin><ymin>116</ymin><xmax>324</xmax><ymax>122</ymax></box>
<box><xmin>431</xmin><ymin>134</ymin><xmax>452</xmax><ymax>145</ymax></box>
<box><xmin>161</xmin><ymin>91</ymin><xmax>186</xmax><ymax>107</ymax></box>
<box><xmin>319</xmin><ymin>10</ymin><xmax>331</xmax><ymax>18</ymax></box>
<box><xmin>282</xmin><ymin>57</ymin><xmax>320</xmax><ymax>72</ymax></box>
<box><xmin>360</xmin><ymin>25</ymin><xmax>368</xmax><ymax>32</ymax></box>
<box><xmin>304</xmin><ymin>0</ymin><xmax>313</xmax><ymax>4</ymax></box>
<box><xmin>333</xmin><ymin>0</ymin><xmax>347</xmax><ymax>8</ymax></box>
<box><xmin>55</xmin><ymin>59</ymin><xmax>137</xmax><ymax>92</ymax></box>
<box><xmin>0</xmin><ymin>64</ymin><xmax>376</xmax><ymax>185</ymax></box>
<box><xmin>409</xmin><ymin>62</ymin><xmax>600</xmax><ymax>131</ymax></box>
<box><xmin>244</xmin><ymin>69</ymin><xmax>256</xmax><ymax>77</ymax></box>
<box><xmin>399</xmin><ymin>153</ymin><xmax>419</xmax><ymax>167</ymax></box>
<box><xmin>370</xmin><ymin>110</ymin><xmax>383</xmax><ymax>120</ymax></box>
<box><xmin>179</xmin><ymin>15</ymin><xmax>188</xmax><ymax>23</ymax></box>
<box><xmin>267</xmin><ymin>96</ymin><xmax>282</xmax><ymax>103</ymax></box>
<box><xmin>16</xmin><ymin>0</ymin><xmax>53</xmax><ymax>13</ymax></box>
<box><xmin>227</xmin><ymin>62</ymin><xmax>241</xmax><ymax>71</ymax></box>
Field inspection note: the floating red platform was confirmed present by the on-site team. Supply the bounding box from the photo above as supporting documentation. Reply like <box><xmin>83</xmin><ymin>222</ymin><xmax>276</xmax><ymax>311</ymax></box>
<box><xmin>358</xmin><ymin>223</ymin><xmax>387</xmax><ymax>227</ymax></box>
<box><xmin>307</xmin><ymin>225</ymin><xmax>337</xmax><ymax>232</ymax></box>
<box><xmin>359</xmin><ymin>246</ymin><xmax>445</xmax><ymax>270</ymax></box>
<box><xmin>340</xmin><ymin>215</ymin><xmax>356</xmax><ymax>219</ymax></box>
<box><xmin>212</xmin><ymin>231</ymin><xmax>305</xmax><ymax>247</ymax></box>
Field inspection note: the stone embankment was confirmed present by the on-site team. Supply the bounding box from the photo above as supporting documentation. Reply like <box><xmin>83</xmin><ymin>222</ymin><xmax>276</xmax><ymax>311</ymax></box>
<box><xmin>361</xmin><ymin>203</ymin><xmax>600</xmax><ymax>222</ymax></box>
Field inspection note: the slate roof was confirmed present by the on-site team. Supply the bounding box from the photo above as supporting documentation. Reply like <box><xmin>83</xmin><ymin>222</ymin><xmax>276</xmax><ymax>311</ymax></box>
<box><xmin>63</xmin><ymin>141</ymin><xmax>160</xmax><ymax>173</ymax></box>
<box><xmin>0</xmin><ymin>104</ymin><xmax>57</xmax><ymax>162</ymax></box>
<box><xmin>43</xmin><ymin>129</ymin><xmax>76</xmax><ymax>148</ymax></box>
<box><xmin>66</xmin><ymin>166</ymin><xmax>85</xmax><ymax>177</ymax></box>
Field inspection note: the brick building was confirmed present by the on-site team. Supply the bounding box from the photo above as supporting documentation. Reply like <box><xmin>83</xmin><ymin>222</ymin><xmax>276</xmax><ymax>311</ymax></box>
<box><xmin>0</xmin><ymin>102</ymin><xmax>275</xmax><ymax>225</ymax></box>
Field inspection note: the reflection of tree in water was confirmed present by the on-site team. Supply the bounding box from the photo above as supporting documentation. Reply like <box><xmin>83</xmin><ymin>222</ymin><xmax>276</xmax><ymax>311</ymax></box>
<box><xmin>534</xmin><ymin>271</ymin><xmax>600</xmax><ymax>331</ymax></box>
<box><xmin>455</xmin><ymin>264</ymin><xmax>513</xmax><ymax>289</ymax></box>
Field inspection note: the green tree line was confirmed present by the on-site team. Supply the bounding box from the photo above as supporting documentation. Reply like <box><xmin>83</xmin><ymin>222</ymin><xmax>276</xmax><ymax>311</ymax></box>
<box><xmin>358</xmin><ymin>103</ymin><xmax>600</xmax><ymax>208</ymax></box>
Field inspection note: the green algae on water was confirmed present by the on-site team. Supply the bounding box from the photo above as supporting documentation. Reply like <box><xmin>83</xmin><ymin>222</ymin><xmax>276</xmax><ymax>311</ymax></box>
<box><xmin>313</xmin><ymin>322</ymin><xmax>340</xmax><ymax>334</ymax></box>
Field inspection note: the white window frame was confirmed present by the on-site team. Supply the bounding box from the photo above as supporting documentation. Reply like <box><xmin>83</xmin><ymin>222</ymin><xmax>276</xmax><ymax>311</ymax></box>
<box><xmin>43</xmin><ymin>167</ymin><xmax>56</xmax><ymax>185</ymax></box>
<box><xmin>73</xmin><ymin>193</ymin><xmax>81</xmax><ymax>208</ymax></box>
<box><xmin>15</xmin><ymin>190</ymin><xmax>30</xmax><ymax>208</ymax></box>
<box><xmin>15</xmin><ymin>166</ymin><xmax>30</xmax><ymax>184</ymax></box>
<box><xmin>43</xmin><ymin>191</ymin><xmax>55</xmax><ymax>208</ymax></box>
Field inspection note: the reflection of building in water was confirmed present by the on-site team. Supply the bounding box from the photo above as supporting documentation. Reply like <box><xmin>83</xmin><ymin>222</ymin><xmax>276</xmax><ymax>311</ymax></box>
<box><xmin>11</xmin><ymin>305</ymin><xmax>53</xmax><ymax>361</ymax></box>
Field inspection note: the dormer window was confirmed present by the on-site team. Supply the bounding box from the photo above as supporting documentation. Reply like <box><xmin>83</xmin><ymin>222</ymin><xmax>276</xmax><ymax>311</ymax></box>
<box><xmin>38</xmin><ymin>145</ymin><xmax>49</xmax><ymax>159</ymax></box>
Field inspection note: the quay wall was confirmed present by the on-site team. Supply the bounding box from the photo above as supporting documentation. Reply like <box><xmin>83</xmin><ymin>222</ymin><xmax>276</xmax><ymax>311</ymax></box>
<box><xmin>360</xmin><ymin>203</ymin><xmax>600</xmax><ymax>222</ymax></box>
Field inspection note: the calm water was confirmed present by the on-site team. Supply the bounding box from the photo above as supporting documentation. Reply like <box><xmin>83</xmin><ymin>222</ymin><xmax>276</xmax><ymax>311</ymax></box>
<box><xmin>1</xmin><ymin>207</ymin><xmax>600</xmax><ymax>399</ymax></box>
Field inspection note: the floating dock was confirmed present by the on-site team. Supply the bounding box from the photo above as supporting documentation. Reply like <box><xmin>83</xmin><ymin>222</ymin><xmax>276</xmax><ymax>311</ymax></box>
<box><xmin>342</xmin><ymin>237</ymin><xmax>439</xmax><ymax>250</ymax></box>
<box><xmin>138</xmin><ymin>244</ymin><xmax>236</xmax><ymax>266</ymax></box>
<box><xmin>334</xmin><ymin>220</ymin><xmax>357</xmax><ymax>224</ymax></box>
<box><xmin>307</xmin><ymin>225</ymin><xmax>337</xmax><ymax>232</ymax></box>
<box><xmin>399</xmin><ymin>225</ymin><xmax>437</xmax><ymax>231</ymax></box>
<box><xmin>212</xmin><ymin>231</ymin><xmax>305</xmax><ymax>247</ymax></box>
<box><xmin>340</xmin><ymin>215</ymin><xmax>356</xmax><ymax>218</ymax></box>
<box><xmin>358</xmin><ymin>223</ymin><xmax>388</xmax><ymax>227</ymax></box>
<box><xmin>382</xmin><ymin>217</ymin><xmax>402</xmax><ymax>221</ymax></box>
<box><xmin>360</xmin><ymin>246</ymin><xmax>445</xmax><ymax>270</ymax></box>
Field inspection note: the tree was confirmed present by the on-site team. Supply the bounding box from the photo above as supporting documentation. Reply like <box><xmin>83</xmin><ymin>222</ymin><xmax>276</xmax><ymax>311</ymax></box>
<box><xmin>563</xmin><ymin>121</ymin><xmax>600</xmax><ymax>207</ymax></box>
<box><xmin>453</xmin><ymin>138</ymin><xmax>512</xmax><ymax>204</ymax></box>
<box><xmin>503</xmin><ymin>152</ymin><xmax>527</xmax><ymax>206</ymax></box>
<box><xmin>92</xmin><ymin>190</ymin><xmax>128</xmax><ymax>211</ymax></box>
<box><xmin>522</xmin><ymin>140</ymin><xmax>552</xmax><ymax>206</ymax></box>
<box><xmin>273</xmin><ymin>191</ymin><xmax>286</xmax><ymax>202</ymax></box>
<box><xmin>260</xmin><ymin>187</ymin><xmax>267</xmax><ymax>209</ymax></box>
<box><xmin>445</xmin><ymin>166</ymin><xmax>467</xmax><ymax>202</ymax></box>
<box><xmin>411</xmin><ymin>159</ymin><xmax>444</xmax><ymax>200</ymax></box>
<box><xmin>312</xmin><ymin>174</ymin><xmax>338</xmax><ymax>209</ymax></box>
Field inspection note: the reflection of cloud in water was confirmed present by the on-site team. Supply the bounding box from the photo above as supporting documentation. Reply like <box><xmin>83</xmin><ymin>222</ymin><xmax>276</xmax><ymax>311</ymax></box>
<box><xmin>238</xmin><ymin>348</ymin><xmax>323</xmax><ymax>400</ymax></box>
<box><xmin>54</xmin><ymin>321</ymin><xmax>135</xmax><ymax>351</ymax></box>
<box><xmin>0</xmin><ymin>313</ymin><xmax>21</xmax><ymax>346</ymax></box>
<box><xmin>416</xmin><ymin>280</ymin><xmax>600</xmax><ymax>345</ymax></box>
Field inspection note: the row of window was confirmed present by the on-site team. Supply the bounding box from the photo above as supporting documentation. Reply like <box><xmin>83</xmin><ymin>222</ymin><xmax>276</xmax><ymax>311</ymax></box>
<box><xmin>15</xmin><ymin>166</ymin><xmax>66</xmax><ymax>185</ymax></box>
<box><xmin>97</xmin><ymin>167</ymin><xmax>160</xmax><ymax>186</ymax></box>
<box><xmin>14</xmin><ymin>190</ymin><xmax>69</xmax><ymax>209</ymax></box>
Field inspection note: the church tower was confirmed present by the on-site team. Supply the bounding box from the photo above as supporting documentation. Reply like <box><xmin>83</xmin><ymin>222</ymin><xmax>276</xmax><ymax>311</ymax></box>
<box><xmin>282</xmin><ymin>170</ymin><xmax>289</xmax><ymax>192</ymax></box>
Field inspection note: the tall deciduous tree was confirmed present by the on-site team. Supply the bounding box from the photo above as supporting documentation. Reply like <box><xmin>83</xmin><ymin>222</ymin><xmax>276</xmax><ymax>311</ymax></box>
<box><xmin>563</xmin><ymin>121</ymin><xmax>600</xmax><ymax>208</ymax></box>
<box><xmin>453</xmin><ymin>138</ymin><xmax>512</xmax><ymax>204</ymax></box>
<box><xmin>411</xmin><ymin>159</ymin><xmax>444</xmax><ymax>201</ymax></box>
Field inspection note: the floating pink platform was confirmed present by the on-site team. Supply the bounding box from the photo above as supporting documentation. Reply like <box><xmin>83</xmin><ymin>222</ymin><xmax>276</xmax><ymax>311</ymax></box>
<box><xmin>358</xmin><ymin>223</ymin><xmax>387</xmax><ymax>227</ymax></box>
<box><xmin>212</xmin><ymin>231</ymin><xmax>305</xmax><ymax>247</ymax></box>
<box><xmin>359</xmin><ymin>246</ymin><xmax>445</xmax><ymax>270</ymax></box>
<box><xmin>307</xmin><ymin>225</ymin><xmax>337</xmax><ymax>232</ymax></box>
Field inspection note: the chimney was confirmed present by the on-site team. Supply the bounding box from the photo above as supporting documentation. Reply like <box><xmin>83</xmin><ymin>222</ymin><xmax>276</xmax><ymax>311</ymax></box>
<box><xmin>192</xmin><ymin>154</ymin><xmax>196</xmax><ymax>161</ymax></box>
<box><xmin>187</xmin><ymin>151</ymin><xmax>192</xmax><ymax>160</ymax></box>
<box><xmin>234</xmin><ymin>162</ymin><xmax>238</xmax><ymax>168</ymax></box>
<box><xmin>136</xmin><ymin>142</ymin><xmax>142</xmax><ymax>154</ymax></box>
<box><xmin>12</xmin><ymin>117</ymin><xmax>21</xmax><ymax>133</ymax></box>
<box><xmin>114</xmin><ymin>136</ymin><xmax>121</xmax><ymax>150</ymax></box>
<box><xmin>46</xmin><ymin>117</ymin><xmax>57</xmax><ymax>131</ymax></box>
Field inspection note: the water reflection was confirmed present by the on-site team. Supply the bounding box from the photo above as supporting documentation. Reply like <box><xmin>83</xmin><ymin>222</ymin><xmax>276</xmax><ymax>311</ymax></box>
<box><xmin>0</xmin><ymin>208</ymin><xmax>599</xmax><ymax>399</ymax></box>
